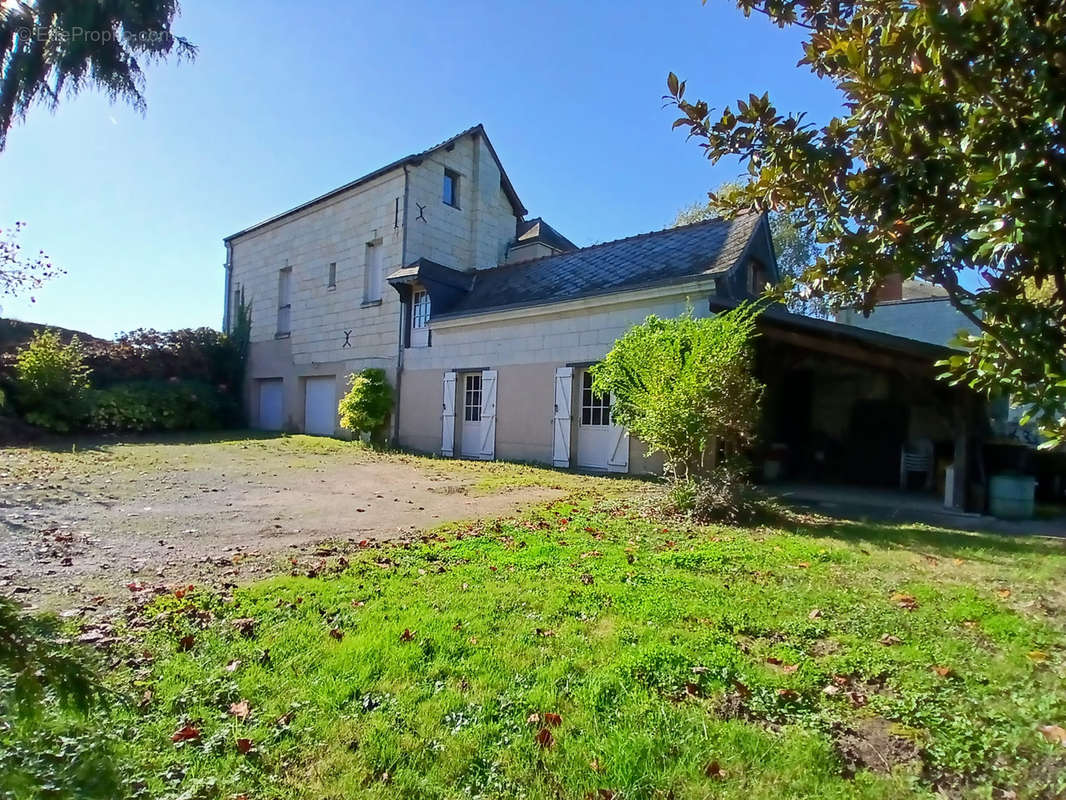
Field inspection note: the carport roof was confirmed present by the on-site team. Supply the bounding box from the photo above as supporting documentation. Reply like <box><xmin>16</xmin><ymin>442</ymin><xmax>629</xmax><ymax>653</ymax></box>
<box><xmin>707</xmin><ymin>297</ymin><xmax>961</xmax><ymax>364</ymax></box>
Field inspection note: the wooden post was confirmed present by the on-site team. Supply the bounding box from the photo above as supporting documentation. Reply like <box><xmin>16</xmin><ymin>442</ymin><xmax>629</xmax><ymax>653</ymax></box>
<box><xmin>950</xmin><ymin>392</ymin><xmax>971</xmax><ymax>511</ymax></box>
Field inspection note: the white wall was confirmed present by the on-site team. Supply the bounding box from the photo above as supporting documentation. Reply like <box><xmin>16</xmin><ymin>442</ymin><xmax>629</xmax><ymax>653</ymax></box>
<box><xmin>836</xmin><ymin>298</ymin><xmax>977</xmax><ymax>347</ymax></box>
<box><xmin>228</xmin><ymin>169</ymin><xmax>405</xmax><ymax>369</ymax></box>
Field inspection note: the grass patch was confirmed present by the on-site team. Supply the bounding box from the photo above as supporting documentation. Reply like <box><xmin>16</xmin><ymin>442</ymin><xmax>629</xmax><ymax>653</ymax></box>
<box><xmin>94</xmin><ymin>499</ymin><xmax>1066</xmax><ymax>799</ymax></box>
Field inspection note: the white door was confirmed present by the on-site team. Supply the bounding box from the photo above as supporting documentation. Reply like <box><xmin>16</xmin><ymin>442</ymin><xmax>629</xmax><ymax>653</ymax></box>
<box><xmin>257</xmin><ymin>379</ymin><xmax>284</xmax><ymax>431</ymax></box>
<box><xmin>441</xmin><ymin>371</ymin><xmax>456</xmax><ymax>457</ymax></box>
<box><xmin>304</xmin><ymin>376</ymin><xmax>336</xmax><ymax>436</ymax></box>
<box><xmin>479</xmin><ymin>369</ymin><xmax>497</xmax><ymax>460</ymax></box>
<box><xmin>576</xmin><ymin>369</ymin><xmax>628</xmax><ymax>472</ymax></box>
<box><xmin>460</xmin><ymin>373</ymin><xmax>484</xmax><ymax>458</ymax></box>
<box><xmin>552</xmin><ymin>367</ymin><xmax>573</xmax><ymax>468</ymax></box>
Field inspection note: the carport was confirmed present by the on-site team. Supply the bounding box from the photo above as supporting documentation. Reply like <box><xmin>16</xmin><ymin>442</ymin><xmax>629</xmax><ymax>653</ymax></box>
<box><xmin>710</xmin><ymin>301</ymin><xmax>985</xmax><ymax>512</ymax></box>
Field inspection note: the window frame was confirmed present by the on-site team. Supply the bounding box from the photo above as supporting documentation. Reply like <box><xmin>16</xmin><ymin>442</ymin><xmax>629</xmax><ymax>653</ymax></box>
<box><xmin>364</xmin><ymin>241</ymin><xmax>383</xmax><ymax>304</ymax></box>
<box><xmin>275</xmin><ymin>267</ymin><xmax>292</xmax><ymax>338</ymax></box>
<box><xmin>463</xmin><ymin>374</ymin><xmax>482</xmax><ymax>423</ymax></box>
<box><xmin>411</xmin><ymin>288</ymin><xmax>431</xmax><ymax>329</ymax></box>
<box><xmin>580</xmin><ymin>370</ymin><xmax>611</xmax><ymax>427</ymax></box>
<box><xmin>443</xmin><ymin>168</ymin><xmax>460</xmax><ymax>208</ymax></box>
<box><xmin>327</xmin><ymin>261</ymin><xmax>337</xmax><ymax>290</ymax></box>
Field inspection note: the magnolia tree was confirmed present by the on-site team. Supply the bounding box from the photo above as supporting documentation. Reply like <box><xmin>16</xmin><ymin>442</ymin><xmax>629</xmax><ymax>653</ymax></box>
<box><xmin>666</xmin><ymin>0</ymin><xmax>1066</xmax><ymax>447</ymax></box>
<box><xmin>591</xmin><ymin>304</ymin><xmax>764</xmax><ymax>518</ymax></box>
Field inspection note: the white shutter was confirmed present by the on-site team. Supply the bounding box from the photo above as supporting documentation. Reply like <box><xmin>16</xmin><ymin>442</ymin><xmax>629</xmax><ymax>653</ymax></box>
<box><xmin>606</xmin><ymin>395</ymin><xmax>629</xmax><ymax>473</ymax></box>
<box><xmin>479</xmin><ymin>369</ymin><xmax>497</xmax><ymax>460</ymax></box>
<box><xmin>441</xmin><ymin>371</ymin><xmax>456</xmax><ymax>457</ymax></box>
<box><xmin>553</xmin><ymin>367</ymin><xmax>573</xmax><ymax>468</ymax></box>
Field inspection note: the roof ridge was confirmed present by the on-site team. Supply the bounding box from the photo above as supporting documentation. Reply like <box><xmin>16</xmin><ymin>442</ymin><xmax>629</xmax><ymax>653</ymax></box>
<box><xmin>480</xmin><ymin>210</ymin><xmax>755</xmax><ymax>274</ymax></box>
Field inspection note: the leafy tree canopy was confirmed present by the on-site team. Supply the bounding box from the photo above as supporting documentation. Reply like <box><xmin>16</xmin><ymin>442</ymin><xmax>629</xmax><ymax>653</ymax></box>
<box><xmin>666</xmin><ymin>0</ymin><xmax>1066</xmax><ymax>447</ymax></box>
<box><xmin>0</xmin><ymin>0</ymin><xmax>195</xmax><ymax>150</ymax></box>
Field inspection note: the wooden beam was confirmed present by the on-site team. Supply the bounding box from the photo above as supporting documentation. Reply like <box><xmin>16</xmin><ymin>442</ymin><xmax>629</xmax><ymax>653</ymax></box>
<box><xmin>760</xmin><ymin>327</ymin><xmax>936</xmax><ymax>376</ymax></box>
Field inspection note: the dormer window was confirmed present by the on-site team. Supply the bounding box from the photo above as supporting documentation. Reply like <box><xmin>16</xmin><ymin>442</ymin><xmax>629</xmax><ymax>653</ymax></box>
<box><xmin>412</xmin><ymin>289</ymin><xmax>431</xmax><ymax>329</ymax></box>
<box><xmin>748</xmin><ymin>259</ymin><xmax>769</xmax><ymax>296</ymax></box>
<box><xmin>443</xmin><ymin>169</ymin><xmax>460</xmax><ymax>208</ymax></box>
<box><xmin>410</xmin><ymin>287</ymin><xmax>431</xmax><ymax>348</ymax></box>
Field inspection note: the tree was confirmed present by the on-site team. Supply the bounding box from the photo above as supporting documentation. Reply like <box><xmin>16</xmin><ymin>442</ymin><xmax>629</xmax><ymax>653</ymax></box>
<box><xmin>0</xmin><ymin>0</ymin><xmax>196</xmax><ymax>150</ymax></box>
<box><xmin>591</xmin><ymin>304</ymin><xmax>764</xmax><ymax>519</ymax></box>
<box><xmin>13</xmin><ymin>328</ymin><xmax>91</xmax><ymax>431</ymax></box>
<box><xmin>338</xmin><ymin>369</ymin><xmax>394</xmax><ymax>442</ymax></box>
<box><xmin>665</xmin><ymin>1</ymin><xmax>1066</xmax><ymax>447</ymax></box>
<box><xmin>675</xmin><ymin>184</ymin><xmax>822</xmax><ymax>315</ymax></box>
<box><xmin>0</xmin><ymin>221</ymin><xmax>61</xmax><ymax>308</ymax></box>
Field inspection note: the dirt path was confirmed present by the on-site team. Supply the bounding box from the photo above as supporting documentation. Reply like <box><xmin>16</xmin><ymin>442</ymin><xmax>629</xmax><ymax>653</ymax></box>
<box><xmin>0</xmin><ymin>437</ymin><xmax>566</xmax><ymax>611</ymax></box>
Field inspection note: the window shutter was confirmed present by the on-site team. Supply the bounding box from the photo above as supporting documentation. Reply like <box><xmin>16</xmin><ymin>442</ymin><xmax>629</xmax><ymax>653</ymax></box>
<box><xmin>479</xmin><ymin>370</ymin><xmax>497</xmax><ymax>460</ymax></box>
<box><xmin>441</xmin><ymin>371</ymin><xmax>456</xmax><ymax>457</ymax></box>
<box><xmin>553</xmin><ymin>367</ymin><xmax>572</xmax><ymax>468</ymax></box>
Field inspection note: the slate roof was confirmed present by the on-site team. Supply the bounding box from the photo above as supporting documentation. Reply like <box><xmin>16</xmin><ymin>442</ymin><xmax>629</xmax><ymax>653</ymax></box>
<box><xmin>514</xmin><ymin>218</ymin><xmax>577</xmax><ymax>252</ymax></box>
<box><xmin>437</xmin><ymin>211</ymin><xmax>765</xmax><ymax>319</ymax></box>
<box><xmin>225</xmin><ymin>124</ymin><xmax>526</xmax><ymax>242</ymax></box>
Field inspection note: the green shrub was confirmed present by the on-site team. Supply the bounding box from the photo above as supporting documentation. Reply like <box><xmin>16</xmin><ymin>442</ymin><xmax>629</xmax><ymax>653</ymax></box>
<box><xmin>338</xmin><ymin>368</ymin><xmax>393</xmax><ymax>441</ymax></box>
<box><xmin>592</xmin><ymin>303</ymin><xmax>764</xmax><ymax>520</ymax></box>
<box><xmin>13</xmin><ymin>330</ymin><xmax>91</xmax><ymax>432</ymax></box>
<box><xmin>87</xmin><ymin>380</ymin><xmax>236</xmax><ymax>432</ymax></box>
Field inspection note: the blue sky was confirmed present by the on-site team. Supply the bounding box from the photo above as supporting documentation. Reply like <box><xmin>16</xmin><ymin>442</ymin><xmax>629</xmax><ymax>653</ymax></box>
<box><xmin>0</xmin><ymin>0</ymin><xmax>842</xmax><ymax>339</ymax></box>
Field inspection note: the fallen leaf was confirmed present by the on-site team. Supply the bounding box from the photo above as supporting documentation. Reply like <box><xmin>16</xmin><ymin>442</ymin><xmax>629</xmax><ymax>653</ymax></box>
<box><xmin>543</xmin><ymin>712</ymin><xmax>562</xmax><ymax>727</ymax></box>
<box><xmin>933</xmin><ymin>665</ymin><xmax>954</xmax><ymax>678</ymax></box>
<box><xmin>892</xmin><ymin>593</ymin><xmax>919</xmax><ymax>610</ymax></box>
<box><xmin>329</xmin><ymin>628</ymin><xmax>344</xmax><ymax>641</ymax></box>
<box><xmin>225</xmin><ymin>659</ymin><xmax>242</xmax><ymax>673</ymax></box>
<box><xmin>275</xmin><ymin>711</ymin><xmax>294</xmax><ymax>727</ymax></box>
<box><xmin>535</xmin><ymin>628</ymin><xmax>555</xmax><ymax>637</ymax></box>
<box><xmin>580</xmin><ymin>573</ymin><xmax>594</xmax><ymax>585</ymax></box>
<box><xmin>766</xmin><ymin>657</ymin><xmax>784</xmax><ymax>666</ymax></box>
<box><xmin>527</xmin><ymin>712</ymin><xmax>541</xmax><ymax>725</ymax></box>
<box><xmin>808</xmin><ymin>608</ymin><xmax>822</xmax><ymax>620</ymax></box>
<box><xmin>782</xmin><ymin>664</ymin><xmax>799</xmax><ymax>674</ymax></box>
<box><xmin>590</xmin><ymin>758</ymin><xmax>603</xmax><ymax>772</ymax></box>
<box><xmin>880</xmin><ymin>634</ymin><xmax>903</xmax><ymax>646</ymax></box>
<box><xmin>1028</xmin><ymin>650</ymin><xmax>1048</xmax><ymax>662</ymax></box>
<box><xmin>469</xmin><ymin>637</ymin><xmax>479</xmax><ymax>645</ymax></box>
<box><xmin>733</xmin><ymin>681</ymin><xmax>751</xmax><ymax>699</ymax></box>
<box><xmin>535</xmin><ymin>727</ymin><xmax>554</xmax><ymax>748</ymax></box>
<box><xmin>236</xmin><ymin>737</ymin><xmax>253</xmax><ymax>754</ymax></box>
<box><xmin>953</xmin><ymin>558</ymin><xmax>964</xmax><ymax>566</ymax></box>
<box><xmin>587</xmin><ymin>791</ymin><xmax>615</xmax><ymax>800</ymax></box>
<box><xmin>232</xmin><ymin>618</ymin><xmax>256</xmax><ymax>637</ymax></box>
<box><xmin>796</xmin><ymin>561</ymin><xmax>810</xmax><ymax>569</ymax></box>
<box><xmin>998</xmin><ymin>588</ymin><xmax>1012</xmax><ymax>599</ymax></box>
<box><xmin>685</xmin><ymin>682</ymin><xmax>701</xmax><ymax>696</ymax></box>
<box><xmin>178</xmin><ymin>634</ymin><xmax>196</xmax><ymax>652</ymax></box>
<box><xmin>1038</xmin><ymin>724</ymin><xmax>1066</xmax><ymax>745</ymax></box>
<box><xmin>822</xmin><ymin>684</ymin><xmax>841</xmax><ymax>696</ymax></box>
<box><xmin>229</xmin><ymin>700</ymin><xmax>251</xmax><ymax>721</ymax></box>
<box><xmin>777</xmin><ymin>688</ymin><xmax>800</xmax><ymax>701</ymax></box>
<box><xmin>705</xmin><ymin>760</ymin><xmax>727</xmax><ymax>779</ymax></box>
<box><xmin>400</xmin><ymin>628</ymin><xmax>415</xmax><ymax>642</ymax></box>
<box><xmin>845</xmin><ymin>690</ymin><xmax>868</xmax><ymax>707</ymax></box>
<box><xmin>171</xmin><ymin>725</ymin><xmax>200</xmax><ymax>742</ymax></box>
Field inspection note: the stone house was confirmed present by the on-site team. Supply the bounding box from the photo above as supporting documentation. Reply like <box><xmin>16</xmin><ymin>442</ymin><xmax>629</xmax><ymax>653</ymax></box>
<box><xmin>224</xmin><ymin>124</ymin><xmax>985</xmax><ymax>508</ymax></box>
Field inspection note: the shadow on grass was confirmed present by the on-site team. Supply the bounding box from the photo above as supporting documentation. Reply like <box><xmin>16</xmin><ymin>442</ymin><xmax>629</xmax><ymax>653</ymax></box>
<box><xmin>758</xmin><ymin>500</ymin><xmax>1066</xmax><ymax>560</ymax></box>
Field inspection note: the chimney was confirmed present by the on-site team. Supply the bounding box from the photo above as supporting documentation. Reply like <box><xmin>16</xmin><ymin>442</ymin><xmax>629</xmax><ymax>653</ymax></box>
<box><xmin>874</xmin><ymin>273</ymin><xmax>903</xmax><ymax>303</ymax></box>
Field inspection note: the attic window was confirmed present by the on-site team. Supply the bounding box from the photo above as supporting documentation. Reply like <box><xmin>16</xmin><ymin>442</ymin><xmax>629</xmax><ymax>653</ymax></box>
<box><xmin>748</xmin><ymin>260</ymin><xmax>769</xmax><ymax>295</ymax></box>
<box><xmin>443</xmin><ymin>169</ymin><xmax>460</xmax><ymax>208</ymax></box>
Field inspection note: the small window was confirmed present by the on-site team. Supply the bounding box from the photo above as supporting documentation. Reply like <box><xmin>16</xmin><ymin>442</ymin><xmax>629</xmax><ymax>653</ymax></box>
<box><xmin>327</xmin><ymin>262</ymin><xmax>336</xmax><ymax>289</ymax></box>
<box><xmin>580</xmin><ymin>370</ymin><xmax>611</xmax><ymax>426</ymax></box>
<box><xmin>464</xmin><ymin>374</ymin><xmax>482</xmax><ymax>422</ymax></box>
<box><xmin>443</xmin><ymin>168</ymin><xmax>460</xmax><ymax>208</ymax></box>
<box><xmin>276</xmin><ymin>267</ymin><xmax>292</xmax><ymax>337</ymax></box>
<box><xmin>748</xmin><ymin>260</ymin><xmax>769</xmax><ymax>295</ymax></box>
<box><xmin>412</xmin><ymin>289</ymin><xmax>431</xmax><ymax>328</ymax></box>
<box><xmin>364</xmin><ymin>242</ymin><xmax>383</xmax><ymax>302</ymax></box>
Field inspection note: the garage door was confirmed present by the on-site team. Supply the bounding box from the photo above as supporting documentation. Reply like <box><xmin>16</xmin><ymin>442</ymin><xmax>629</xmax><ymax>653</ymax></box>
<box><xmin>257</xmin><ymin>379</ymin><xmax>284</xmax><ymax>430</ymax></box>
<box><xmin>304</xmin><ymin>376</ymin><xmax>336</xmax><ymax>436</ymax></box>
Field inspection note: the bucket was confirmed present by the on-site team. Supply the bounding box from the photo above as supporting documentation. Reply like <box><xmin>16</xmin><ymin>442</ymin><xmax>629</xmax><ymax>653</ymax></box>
<box><xmin>988</xmin><ymin>474</ymin><xmax>1036</xmax><ymax>520</ymax></box>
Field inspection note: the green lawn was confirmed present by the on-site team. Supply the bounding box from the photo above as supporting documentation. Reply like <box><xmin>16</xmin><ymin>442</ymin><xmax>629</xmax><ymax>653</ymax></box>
<box><xmin>7</xmin><ymin>486</ymin><xmax>1066</xmax><ymax>799</ymax></box>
